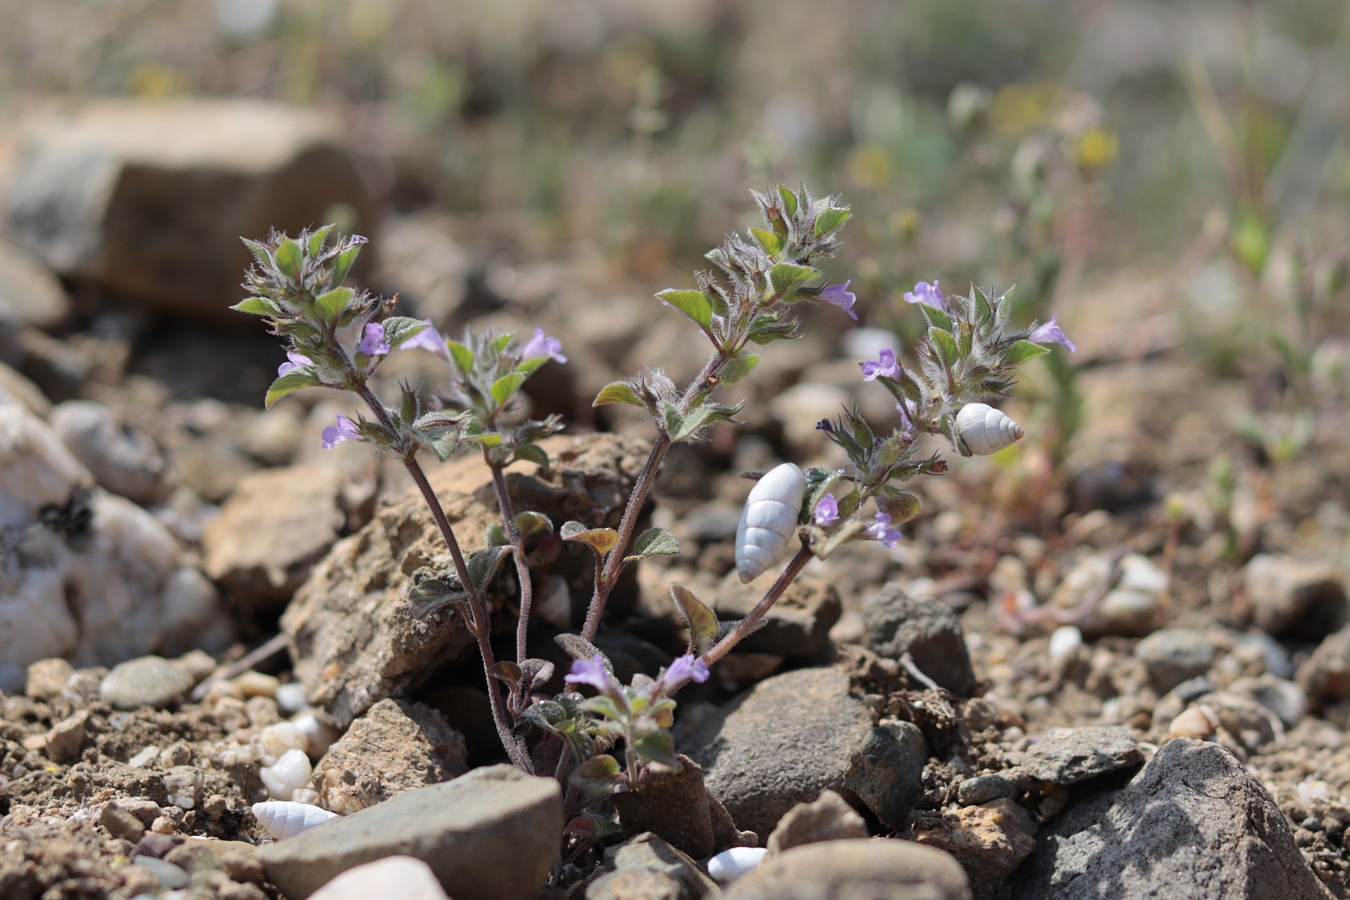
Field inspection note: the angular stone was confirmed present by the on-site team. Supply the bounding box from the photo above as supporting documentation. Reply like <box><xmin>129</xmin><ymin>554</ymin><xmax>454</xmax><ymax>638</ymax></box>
<box><xmin>1019</xmin><ymin>726</ymin><xmax>1143</xmax><ymax>786</ymax></box>
<box><xmin>257</xmin><ymin>765</ymin><xmax>561</xmax><ymax>900</ymax></box>
<box><xmin>614</xmin><ymin>755</ymin><xmax>717</xmax><ymax>859</ymax></box>
<box><xmin>50</xmin><ymin>400</ymin><xmax>168</xmax><ymax>505</ymax></box>
<box><xmin>722</xmin><ymin>838</ymin><xmax>970</xmax><ymax>900</ymax></box>
<box><xmin>864</xmin><ymin>586</ymin><xmax>976</xmax><ymax>696</ymax></box>
<box><xmin>844</xmin><ymin>720</ymin><xmax>928</xmax><ymax>829</ymax></box>
<box><xmin>910</xmin><ymin>799</ymin><xmax>1036</xmax><ymax>898</ymax></box>
<box><xmin>1134</xmin><ymin>628</ymin><xmax>1217</xmax><ymax>695</ymax></box>
<box><xmin>1011</xmin><ymin>739</ymin><xmax>1335</xmax><ymax>899</ymax></box>
<box><xmin>3</xmin><ymin>98</ymin><xmax>376</xmax><ymax>322</ymax></box>
<box><xmin>603</xmin><ymin>833</ymin><xmax>718</xmax><ymax>899</ymax></box>
<box><xmin>766</xmin><ymin>790</ymin><xmax>868</xmax><ymax>854</ymax></box>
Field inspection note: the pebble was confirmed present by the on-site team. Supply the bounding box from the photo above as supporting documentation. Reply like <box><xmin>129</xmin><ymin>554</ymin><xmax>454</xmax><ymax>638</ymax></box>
<box><xmin>1226</xmin><ymin>674</ymin><xmax>1307</xmax><ymax>729</ymax></box>
<box><xmin>257</xmin><ymin>765</ymin><xmax>561</xmax><ymax>900</ymax></box>
<box><xmin>1048</xmin><ymin>625</ymin><xmax>1083</xmax><ymax>665</ymax></box>
<box><xmin>24</xmin><ymin>657</ymin><xmax>76</xmax><ymax>701</ymax></box>
<box><xmin>721</xmin><ymin>838</ymin><xmax>970</xmax><ymax>900</ymax></box>
<box><xmin>863</xmin><ymin>585</ymin><xmax>977</xmax><ymax>696</ymax></box>
<box><xmin>765</xmin><ymin>790</ymin><xmax>867</xmax><ymax>853</ymax></box>
<box><xmin>843</xmin><ymin>720</ymin><xmax>928</xmax><ymax>829</ymax></box>
<box><xmin>1020</xmin><ymin>726</ymin><xmax>1144</xmax><ymax>785</ymax></box>
<box><xmin>308</xmin><ymin>856</ymin><xmax>450</xmax><ymax>900</ymax></box>
<box><xmin>604</xmin><ymin>833</ymin><xmax>719</xmax><ymax>899</ymax></box>
<box><xmin>911</xmin><ymin>798</ymin><xmax>1038</xmax><ymax>887</ymax></box>
<box><xmin>708</xmin><ymin>847</ymin><xmax>768</xmax><ymax>883</ymax></box>
<box><xmin>1134</xmin><ymin>628</ymin><xmax>1217</xmax><ymax>694</ymax></box>
<box><xmin>132</xmin><ymin>856</ymin><xmax>191</xmax><ymax>890</ymax></box>
<box><xmin>100</xmin><ymin>802</ymin><xmax>147</xmax><ymax>843</ymax></box>
<box><xmin>49</xmin><ymin>400</ymin><xmax>167</xmax><ymax>504</ymax></box>
<box><xmin>100</xmin><ymin>656</ymin><xmax>196</xmax><ymax>710</ymax></box>
<box><xmin>1244</xmin><ymin>553</ymin><xmax>1347</xmax><ymax>641</ymax></box>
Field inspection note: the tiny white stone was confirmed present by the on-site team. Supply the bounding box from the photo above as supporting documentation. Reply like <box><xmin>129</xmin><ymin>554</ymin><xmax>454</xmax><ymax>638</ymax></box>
<box><xmin>274</xmin><ymin>682</ymin><xmax>310</xmax><ymax>714</ymax></box>
<box><xmin>257</xmin><ymin>721</ymin><xmax>309</xmax><ymax>765</ymax></box>
<box><xmin>260</xmin><ymin>747</ymin><xmax>312</xmax><ymax>800</ymax></box>
<box><xmin>707</xmin><ymin>846</ymin><xmax>768</xmax><ymax>884</ymax></box>
<box><xmin>1048</xmin><ymin>625</ymin><xmax>1083</xmax><ymax>664</ymax></box>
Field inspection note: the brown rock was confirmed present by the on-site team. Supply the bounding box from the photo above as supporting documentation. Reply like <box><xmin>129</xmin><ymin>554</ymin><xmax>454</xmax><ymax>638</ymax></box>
<box><xmin>614</xmin><ymin>755</ymin><xmax>716</xmax><ymax>859</ymax></box>
<box><xmin>766</xmin><ymin>790</ymin><xmax>868</xmax><ymax>853</ymax></box>
<box><xmin>723</xmin><ymin>838</ymin><xmax>971</xmax><ymax>900</ymax></box>
<box><xmin>909</xmin><ymin>800</ymin><xmax>1037</xmax><ymax>900</ymax></box>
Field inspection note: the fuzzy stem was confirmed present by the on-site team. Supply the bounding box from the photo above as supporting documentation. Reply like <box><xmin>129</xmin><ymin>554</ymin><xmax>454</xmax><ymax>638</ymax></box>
<box><xmin>487</xmin><ymin>454</ymin><xmax>536</xmax><ymax>668</ymax></box>
<box><xmin>696</xmin><ymin>542</ymin><xmax>812</xmax><ymax>672</ymax></box>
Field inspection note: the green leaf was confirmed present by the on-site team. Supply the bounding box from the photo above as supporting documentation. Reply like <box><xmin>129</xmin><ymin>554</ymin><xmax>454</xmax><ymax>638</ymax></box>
<box><xmin>407</xmin><ymin>569</ymin><xmax>467</xmax><ymax>619</ymax></box>
<box><xmin>662</xmin><ymin>403</ymin><xmax>685</xmax><ymax>439</ymax></box>
<box><xmin>770</xmin><ymin>263</ymin><xmax>816</xmax><ymax>296</ymax></box>
<box><xmin>512</xmin><ymin>442</ymin><xmax>549</xmax><ymax>471</ymax></box>
<box><xmin>670</xmin><ymin>583</ymin><xmax>719</xmax><ymax>638</ymax></box>
<box><xmin>593</xmin><ymin>381</ymin><xmax>643</xmax><ymax>408</ymax></box>
<box><xmin>919</xmin><ymin>304</ymin><xmax>954</xmax><ymax>334</ymax></box>
<box><xmin>464</xmin><ymin>432</ymin><xmax>504</xmax><ymax>448</ymax></box>
<box><xmin>746</xmin><ymin>312</ymin><xmax>800</xmax><ymax>345</ymax></box>
<box><xmin>720</xmin><ymin>352</ymin><xmax>758</xmax><ymax>385</ymax></box>
<box><xmin>560</xmin><ymin>521</ymin><xmax>620</xmax><ymax>556</ymax></box>
<box><xmin>928</xmin><ymin>328</ymin><xmax>958</xmax><ymax>365</ymax></box>
<box><xmin>490</xmin><ymin>332</ymin><xmax>515</xmax><ymax>355</ymax></box>
<box><xmin>570</xmin><ymin>754</ymin><xmax>622</xmax><ymax>800</ymax></box>
<box><xmin>488</xmin><ymin>661</ymin><xmax>522</xmax><ymax>685</ymax></box>
<box><xmin>813</xmin><ymin>207</ymin><xmax>851</xmax><ymax>238</ymax></box>
<box><xmin>307</xmin><ymin>224</ymin><xmax>335</xmax><ymax>258</ymax></box>
<box><xmin>331</xmin><ymin>245</ymin><xmax>360</xmax><ymax>286</ymax></box>
<box><xmin>778</xmin><ymin>184</ymin><xmax>798</xmax><ymax>217</ymax></box>
<box><xmin>274</xmin><ymin>238</ymin><xmax>303</xmax><ymax>281</ymax></box>
<box><xmin>876</xmin><ymin>488</ymin><xmax>922</xmax><ymax>525</ymax></box>
<box><xmin>382</xmin><ymin>316</ymin><xmax>429</xmax><ymax>348</ymax></box>
<box><xmin>555</xmin><ymin>634</ymin><xmax>612</xmax><ymax>672</ymax></box>
<box><xmin>631</xmin><ymin>728</ymin><xmax>677</xmax><ymax>767</ymax></box>
<box><xmin>315</xmin><ymin>287</ymin><xmax>354</xmax><ymax>324</ymax></box>
<box><xmin>467</xmin><ymin>545</ymin><xmax>509</xmax><ymax>590</ymax></box>
<box><xmin>514</xmin><ymin>511</ymin><xmax>554</xmax><ymax>538</ymax></box>
<box><xmin>446</xmin><ymin>339</ymin><xmax>475</xmax><ymax>374</ymax></box>
<box><xmin>656</xmin><ymin>289</ymin><xmax>713</xmax><ymax>331</ymax></box>
<box><xmin>573</xmin><ymin>753</ymin><xmax>621</xmax><ymax>780</ymax></box>
<box><xmin>486</xmin><ymin>522</ymin><xmax>509</xmax><ymax>547</ymax></box>
<box><xmin>811</xmin><ymin>519</ymin><xmax>869</xmax><ymax>560</ymax></box>
<box><xmin>491</xmin><ymin>372</ymin><xmax>525</xmax><ymax>407</ymax></box>
<box><xmin>750</xmin><ymin>227</ymin><xmax>784</xmax><ymax>256</ymax></box>
<box><xmin>231</xmin><ymin>296</ymin><xmax>278</xmax><ymax>316</ymax></box>
<box><xmin>264</xmin><ymin>370</ymin><xmax>322</xmax><ymax>408</ymax></box>
<box><xmin>626</xmin><ymin>528</ymin><xmax>679</xmax><ymax>562</ymax></box>
<box><xmin>1005</xmin><ymin>339</ymin><xmax>1050</xmax><ymax>365</ymax></box>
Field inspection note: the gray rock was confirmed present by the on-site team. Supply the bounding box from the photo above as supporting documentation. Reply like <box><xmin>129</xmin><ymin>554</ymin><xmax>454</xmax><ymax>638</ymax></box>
<box><xmin>284</xmin><ymin>433</ymin><xmax>644</xmax><ymax>727</ymax></box>
<box><xmin>100</xmin><ymin>656</ymin><xmax>196</xmax><ymax>710</ymax></box>
<box><xmin>3</xmin><ymin>98</ymin><xmax>376</xmax><ymax>322</ymax></box>
<box><xmin>844</xmin><ymin>720</ymin><xmax>928</xmax><ymax>829</ymax></box>
<box><xmin>1297</xmin><ymin>624</ymin><xmax>1350</xmax><ymax>708</ymax></box>
<box><xmin>50</xmin><ymin>400</ymin><xmax>168</xmax><ymax>504</ymax></box>
<box><xmin>1020</xmin><ymin>726</ymin><xmax>1143</xmax><ymax>785</ymax></box>
<box><xmin>1134</xmin><ymin>628</ymin><xmax>1217</xmax><ymax>694</ymax></box>
<box><xmin>712</xmin><ymin>573</ymin><xmax>841</xmax><ymax>659</ymax></box>
<box><xmin>683</xmin><ymin>666</ymin><xmax>875</xmax><ymax>837</ymax></box>
<box><xmin>0</xmin><ymin>238</ymin><xmax>70</xmax><ymax>332</ymax></box>
<box><xmin>614</xmin><ymin>755</ymin><xmax>717</xmax><ymax>859</ymax></box>
<box><xmin>766</xmin><ymin>790</ymin><xmax>868</xmax><ymax>853</ymax></box>
<box><xmin>910</xmin><ymin>800</ymin><xmax>1037</xmax><ymax>900</ymax></box>
<box><xmin>587</xmin><ymin>867</ymin><xmax>688</xmax><ymax>900</ymax></box>
<box><xmin>956</xmin><ymin>771</ymin><xmax>1027</xmax><ymax>806</ymax></box>
<box><xmin>604</xmin><ymin>833</ymin><xmax>718</xmax><ymax>899</ymax></box>
<box><xmin>312</xmin><ymin>698</ymin><xmax>468</xmax><ymax>816</ymax></box>
<box><xmin>132</xmin><ymin>856</ymin><xmax>191</xmax><ymax>890</ymax></box>
<box><xmin>722</xmin><ymin>838</ymin><xmax>971</xmax><ymax>900</ymax></box>
<box><xmin>1010</xmin><ymin>738</ymin><xmax>1335</xmax><ymax>899</ymax></box>
<box><xmin>1245</xmin><ymin>553</ymin><xmax>1347</xmax><ymax>641</ymax></box>
<box><xmin>863</xmin><ymin>586</ymin><xmax>976</xmax><ymax>696</ymax></box>
<box><xmin>1226</xmin><ymin>674</ymin><xmax>1307</xmax><ymax>729</ymax></box>
<box><xmin>257</xmin><ymin>764</ymin><xmax>561</xmax><ymax>900</ymax></box>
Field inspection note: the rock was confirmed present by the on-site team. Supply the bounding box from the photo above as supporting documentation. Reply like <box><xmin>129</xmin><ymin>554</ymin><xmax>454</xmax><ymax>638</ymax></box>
<box><xmin>765</xmin><ymin>790</ymin><xmax>868</xmax><ymax>853</ymax></box>
<box><xmin>683</xmin><ymin>666</ymin><xmax>875</xmax><ymax>837</ymax></box>
<box><xmin>24</xmin><ymin>657</ymin><xmax>76</xmax><ymax>701</ymax></box>
<box><xmin>1019</xmin><ymin>726</ymin><xmax>1143</xmax><ymax>786</ymax></box>
<box><xmin>708</xmin><ymin>847</ymin><xmax>770</xmax><ymax>885</ymax></box>
<box><xmin>2</xmin><ymin>98</ymin><xmax>376</xmax><ymax>322</ymax></box>
<box><xmin>311</xmin><ymin>698</ymin><xmax>468</xmax><ymax>815</ymax></box>
<box><xmin>1225</xmin><ymin>674</ymin><xmax>1306</xmax><ymax>729</ymax></box>
<box><xmin>202</xmin><ymin>462</ymin><xmax>374</xmax><ymax>617</ymax></box>
<box><xmin>40</xmin><ymin>708</ymin><xmax>89</xmax><ymax>763</ymax></box>
<box><xmin>0</xmin><ymin>238</ymin><xmax>71</xmax><ymax>332</ymax></box>
<box><xmin>100</xmin><ymin>801</ymin><xmax>147</xmax><ymax>843</ymax></box>
<box><xmin>1134</xmin><ymin>628</ymin><xmax>1217</xmax><ymax>694</ymax></box>
<box><xmin>614</xmin><ymin>755</ymin><xmax>718</xmax><ymax>859</ymax></box>
<box><xmin>603</xmin><ymin>832</ymin><xmax>719</xmax><ymax>899</ymax></box>
<box><xmin>844</xmin><ymin>720</ymin><xmax>928</xmax><ymax>829</ymax></box>
<box><xmin>956</xmin><ymin>770</ymin><xmax>1032</xmax><ymax>807</ymax></box>
<box><xmin>100</xmin><ymin>655</ymin><xmax>197</xmax><ymax>710</ymax></box>
<box><xmin>1297</xmin><ymin>624</ymin><xmax>1350</xmax><ymax>707</ymax></box>
<box><xmin>863</xmin><ymin>586</ymin><xmax>976</xmax><ymax>696</ymax></box>
<box><xmin>284</xmin><ymin>432</ymin><xmax>643</xmax><ymax>727</ymax></box>
<box><xmin>49</xmin><ymin>400</ymin><xmax>168</xmax><ymax>504</ymax></box>
<box><xmin>166</xmin><ymin>837</ymin><xmax>265</xmax><ymax>883</ymax></box>
<box><xmin>909</xmin><ymin>800</ymin><xmax>1037</xmax><ymax>900</ymax></box>
<box><xmin>587</xmin><ymin>867</ymin><xmax>688</xmax><ymax>900</ymax></box>
<box><xmin>711</xmin><ymin>573</ymin><xmax>841</xmax><ymax>659</ymax></box>
<box><xmin>132</xmin><ymin>856</ymin><xmax>191</xmax><ymax>890</ymax></box>
<box><xmin>1010</xmin><ymin>738</ymin><xmax>1335</xmax><ymax>899</ymax></box>
<box><xmin>257</xmin><ymin>765</ymin><xmax>561</xmax><ymax>900</ymax></box>
<box><xmin>308</xmin><ymin>855</ymin><xmax>450</xmax><ymax>900</ymax></box>
<box><xmin>722</xmin><ymin>838</ymin><xmax>971</xmax><ymax>900</ymax></box>
<box><xmin>0</xmin><ymin>405</ymin><xmax>231</xmax><ymax>691</ymax></box>
<box><xmin>1053</xmin><ymin>552</ymin><xmax>1166</xmax><ymax>638</ymax></box>
<box><xmin>1244</xmin><ymin>553</ymin><xmax>1347</xmax><ymax>641</ymax></box>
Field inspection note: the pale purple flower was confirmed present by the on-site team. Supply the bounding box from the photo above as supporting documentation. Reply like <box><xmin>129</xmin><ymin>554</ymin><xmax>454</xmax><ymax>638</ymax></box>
<box><xmin>896</xmin><ymin>401</ymin><xmax>915</xmax><ymax>437</ymax></box>
<box><xmin>401</xmin><ymin>320</ymin><xmax>448</xmax><ymax>357</ymax></box>
<box><xmin>661</xmin><ymin>653</ymin><xmax>710</xmax><ymax>687</ymax></box>
<box><xmin>865</xmin><ymin>512</ymin><xmax>902</xmax><ymax>549</ymax></box>
<box><xmin>320</xmin><ymin>414</ymin><xmax>363</xmax><ymax>450</ymax></box>
<box><xmin>278</xmin><ymin>351</ymin><xmax>312</xmax><ymax>376</ymax></box>
<box><xmin>820</xmin><ymin>281</ymin><xmax>858</xmax><ymax>320</ymax></box>
<box><xmin>564</xmin><ymin>655</ymin><xmax>616</xmax><ymax>693</ymax></box>
<box><xmin>861</xmin><ymin>347</ymin><xmax>902</xmax><ymax>382</ymax></box>
<box><xmin>520</xmin><ymin>327</ymin><xmax>567</xmax><ymax>364</ymax></box>
<box><xmin>814</xmin><ymin>494</ymin><xmax>840</xmax><ymax>527</ymax></box>
<box><xmin>816</xmin><ymin>418</ymin><xmax>835</xmax><ymax>434</ymax></box>
<box><xmin>1029</xmin><ymin>314</ymin><xmax>1077</xmax><ymax>352</ymax></box>
<box><xmin>357</xmin><ymin>322</ymin><xmax>390</xmax><ymax>356</ymax></box>
<box><xmin>903</xmin><ymin>280</ymin><xmax>946</xmax><ymax>312</ymax></box>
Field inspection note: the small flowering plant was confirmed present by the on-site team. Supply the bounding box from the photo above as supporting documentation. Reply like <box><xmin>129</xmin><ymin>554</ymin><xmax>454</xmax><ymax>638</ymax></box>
<box><xmin>233</xmin><ymin>185</ymin><xmax>1073</xmax><ymax>828</ymax></box>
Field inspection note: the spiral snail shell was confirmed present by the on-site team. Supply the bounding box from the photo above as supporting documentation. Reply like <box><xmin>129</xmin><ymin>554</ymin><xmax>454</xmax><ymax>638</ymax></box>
<box><xmin>252</xmin><ymin>800</ymin><xmax>338</xmax><ymax>840</ymax></box>
<box><xmin>735</xmin><ymin>462</ymin><xmax>805</xmax><ymax>583</ymax></box>
<box><xmin>955</xmin><ymin>403</ymin><xmax>1024</xmax><ymax>455</ymax></box>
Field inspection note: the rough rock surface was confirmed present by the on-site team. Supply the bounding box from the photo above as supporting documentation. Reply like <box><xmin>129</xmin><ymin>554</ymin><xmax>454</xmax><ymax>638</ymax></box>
<box><xmin>1010</xmin><ymin>738</ymin><xmax>1335</xmax><ymax>899</ymax></box>
<box><xmin>722</xmin><ymin>838</ymin><xmax>971</xmax><ymax>900</ymax></box>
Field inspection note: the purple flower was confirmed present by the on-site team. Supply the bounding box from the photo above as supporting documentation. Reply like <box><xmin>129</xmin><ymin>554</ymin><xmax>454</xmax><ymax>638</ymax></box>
<box><xmin>520</xmin><ymin>327</ymin><xmax>567</xmax><ymax>364</ymax></box>
<box><xmin>357</xmin><ymin>323</ymin><xmax>391</xmax><ymax>356</ymax></box>
<box><xmin>903</xmin><ymin>281</ymin><xmax>946</xmax><ymax>312</ymax></box>
<box><xmin>816</xmin><ymin>418</ymin><xmax>835</xmax><ymax>434</ymax></box>
<box><xmin>661</xmin><ymin>653</ymin><xmax>710</xmax><ymax>687</ymax></box>
<box><xmin>320</xmin><ymin>414</ymin><xmax>363</xmax><ymax>450</ymax></box>
<box><xmin>861</xmin><ymin>347</ymin><xmax>902</xmax><ymax>382</ymax></box>
<box><xmin>819</xmin><ymin>281</ymin><xmax>858</xmax><ymax>320</ymax></box>
<box><xmin>564</xmin><ymin>655</ymin><xmax>616</xmax><ymax>693</ymax></box>
<box><xmin>896</xmin><ymin>401</ymin><xmax>915</xmax><ymax>437</ymax></box>
<box><xmin>401</xmin><ymin>320</ymin><xmax>448</xmax><ymax>357</ymax></box>
<box><xmin>865</xmin><ymin>512</ymin><xmax>902</xmax><ymax>549</ymax></box>
<box><xmin>278</xmin><ymin>351</ymin><xmax>312</xmax><ymax>376</ymax></box>
<box><xmin>814</xmin><ymin>494</ymin><xmax>840</xmax><ymax>527</ymax></box>
<box><xmin>1029</xmin><ymin>314</ymin><xmax>1077</xmax><ymax>353</ymax></box>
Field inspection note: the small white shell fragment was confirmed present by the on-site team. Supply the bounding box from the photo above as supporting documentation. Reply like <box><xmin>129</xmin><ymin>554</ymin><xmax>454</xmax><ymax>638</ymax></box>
<box><xmin>735</xmin><ymin>463</ymin><xmax>805</xmax><ymax>583</ymax></box>
<box><xmin>955</xmin><ymin>403</ymin><xmax>1024</xmax><ymax>455</ymax></box>
<box><xmin>251</xmin><ymin>800</ymin><xmax>338</xmax><ymax>840</ymax></box>
<box><xmin>707</xmin><ymin>846</ymin><xmax>768</xmax><ymax>883</ymax></box>
<box><xmin>260</xmin><ymin>747</ymin><xmax>312</xmax><ymax>800</ymax></box>
<box><xmin>1168</xmin><ymin>704</ymin><xmax>1219</xmax><ymax>741</ymax></box>
<box><xmin>257</xmin><ymin>721</ymin><xmax>309</xmax><ymax>765</ymax></box>
<box><xmin>1048</xmin><ymin>625</ymin><xmax>1083</xmax><ymax>664</ymax></box>
<box><xmin>291</xmin><ymin>712</ymin><xmax>341</xmax><ymax>759</ymax></box>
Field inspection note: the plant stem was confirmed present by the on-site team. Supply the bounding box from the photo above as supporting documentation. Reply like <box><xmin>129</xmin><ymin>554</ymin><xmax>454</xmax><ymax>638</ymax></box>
<box><xmin>487</xmin><ymin>455</ymin><xmax>535</xmax><ymax>668</ymax></box>
<box><xmin>697</xmin><ymin>543</ymin><xmax>811</xmax><ymax>671</ymax></box>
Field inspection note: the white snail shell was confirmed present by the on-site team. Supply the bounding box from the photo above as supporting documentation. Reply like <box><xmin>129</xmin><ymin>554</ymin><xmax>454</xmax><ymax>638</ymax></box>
<box><xmin>735</xmin><ymin>462</ymin><xmax>805</xmax><ymax>583</ymax></box>
<box><xmin>708</xmin><ymin>846</ymin><xmax>769</xmax><ymax>883</ymax></box>
<box><xmin>251</xmin><ymin>800</ymin><xmax>338</xmax><ymax>840</ymax></box>
<box><xmin>955</xmin><ymin>403</ymin><xmax>1024</xmax><ymax>455</ymax></box>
